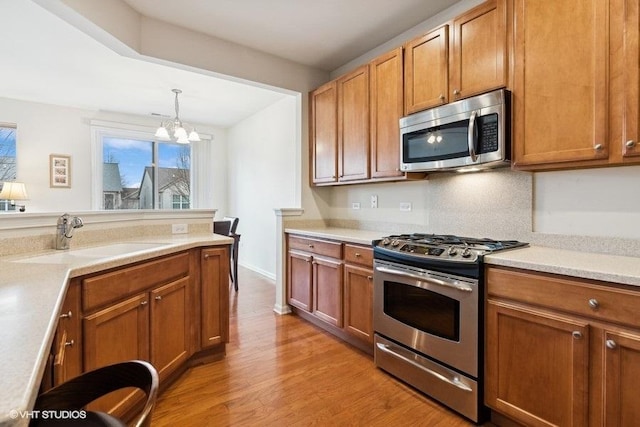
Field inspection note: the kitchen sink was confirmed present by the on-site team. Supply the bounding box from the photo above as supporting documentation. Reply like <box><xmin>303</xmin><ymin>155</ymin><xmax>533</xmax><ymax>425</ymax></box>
<box><xmin>13</xmin><ymin>242</ymin><xmax>168</xmax><ymax>264</ymax></box>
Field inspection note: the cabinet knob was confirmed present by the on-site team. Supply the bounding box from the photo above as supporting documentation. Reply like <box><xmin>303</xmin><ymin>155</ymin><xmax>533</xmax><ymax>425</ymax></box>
<box><xmin>367</xmin><ymin>276</ymin><xmax>373</xmax><ymax>280</ymax></box>
<box><xmin>308</xmin><ymin>244</ymin><xmax>314</xmax><ymax>248</ymax></box>
<box><xmin>606</xmin><ymin>339</ymin><xmax>617</xmax><ymax>349</ymax></box>
<box><xmin>572</xmin><ymin>331</ymin><xmax>583</xmax><ymax>340</ymax></box>
<box><xmin>355</xmin><ymin>253</ymin><xmax>361</xmax><ymax>257</ymax></box>
<box><xmin>588</xmin><ymin>298</ymin><xmax>599</xmax><ymax>309</ymax></box>
<box><xmin>594</xmin><ymin>143</ymin><xmax>604</xmax><ymax>151</ymax></box>
<box><xmin>204</xmin><ymin>254</ymin><xmax>210</xmax><ymax>259</ymax></box>
<box><xmin>140</xmin><ymin>300</ymin><xmax>148</xmax><ymax>306</ymax></box>
<box><xmin>439</xmin><ymin>93</ymin><xmax>445</xmax><ymax>102</ymax></box>
<box><xmin>453</xmin><ymin>89</ymin><xmax>460</xmax><ymax>97</ymax></box>
<box><xmin>155</xmin><ymin>295</ymin><xmax>162</xmax><ymax>301</ymax></box>
<box><xmin>59</xmin><ymin>310</ymin><xmax>72</xmax><ymax>319</ymax></box>
<box><xmin>626</xmin><ymin>140</ymin><xmax>636</xmax><ymax>148</ymax></box>
<box><xmin>64</xmin><ymin>339</ymin><xmax>75</xmax><ymax>348</ymax></box>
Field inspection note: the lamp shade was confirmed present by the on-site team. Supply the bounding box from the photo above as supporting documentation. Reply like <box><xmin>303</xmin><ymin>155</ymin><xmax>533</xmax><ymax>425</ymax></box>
<box><xmin>0</xmin><ymin>182</ymin><xmax>29</xmax><ymax>200</ymax></box>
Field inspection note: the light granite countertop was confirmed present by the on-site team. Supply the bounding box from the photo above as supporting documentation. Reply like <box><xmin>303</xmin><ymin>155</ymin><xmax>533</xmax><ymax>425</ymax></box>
<box><xmin>285</xmin><ymin>227</ymin><xmax>640</xmax><ymax>287</ymax></box>
<box><xmin>0</xmin><ymin>233</ymin><xmax>232</xmax><ymax>427</ymax></box>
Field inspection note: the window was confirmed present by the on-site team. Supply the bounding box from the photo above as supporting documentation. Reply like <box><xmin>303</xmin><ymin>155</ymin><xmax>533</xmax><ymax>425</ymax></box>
<box><xmin>100</xmin><ymin>134</ymin><xmax>191</xmax><ymax>210</ymax></box>
<box><xmin>0</xmin><ymin>124</ymin><xmax>17</xmax><ymax>212</ymax></box>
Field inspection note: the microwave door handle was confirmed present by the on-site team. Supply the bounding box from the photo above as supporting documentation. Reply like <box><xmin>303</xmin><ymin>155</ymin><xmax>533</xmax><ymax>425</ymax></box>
<box><xmin>468</xmin><ymin>110</ymin><xmax>478</xmax><ymax>162</ymax></box>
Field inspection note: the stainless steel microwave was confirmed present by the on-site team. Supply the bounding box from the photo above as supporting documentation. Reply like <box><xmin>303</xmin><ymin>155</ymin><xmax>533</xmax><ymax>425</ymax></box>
<box><xmin>400</xmin><ymin>89</ymin><xmax>510</xmax><ymax>172</ymax></box>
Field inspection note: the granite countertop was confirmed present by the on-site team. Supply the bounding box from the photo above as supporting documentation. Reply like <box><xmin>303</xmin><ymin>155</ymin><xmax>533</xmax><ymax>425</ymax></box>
<box><xmin>285</xmin><ymin>227</ymin><xmax>640</xmax><ymax>287</ymax></box>
<box><xmin>0</xmin><ymin>233</ymin><xmax>232</xmax><ymax>427</ymax></box>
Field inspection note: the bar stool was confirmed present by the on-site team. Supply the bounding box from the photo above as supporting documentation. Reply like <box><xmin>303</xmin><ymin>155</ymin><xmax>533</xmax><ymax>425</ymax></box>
<box><xmin>30</xmin><ymin>360</ymin><xmax>159</xmax><ymax>427</ymax></box>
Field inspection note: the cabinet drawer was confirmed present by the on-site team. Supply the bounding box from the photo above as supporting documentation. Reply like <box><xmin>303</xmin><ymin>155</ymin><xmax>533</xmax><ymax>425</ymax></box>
<box><xmin>344</xmin><ymin>244</ymin><xmax>373</xmax><ymax>267</ymax></box>
<box><xmin>487</xmin><ymin>267</ymin><xmax>640</xmax><ymax>328</ymax></box>
<box><xmin>288</xmin><ymin>235</ymin><xmax>342</xmax><ymax>259</ymax></box>
<box><xmin>83</xmin><ymin>252</ymin><xmax>190</xmax><ymax>312</ymax></box>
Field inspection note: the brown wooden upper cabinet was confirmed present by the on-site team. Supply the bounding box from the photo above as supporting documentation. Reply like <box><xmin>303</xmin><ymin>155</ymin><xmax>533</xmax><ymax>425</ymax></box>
<box><xmin>404</xmin><ymin>0</ymin><xmax>507</xmax><ymax>115</ymax></box>
<box><xmin>310</xmin><ymin>47</ymin><xmax>422</xmax><ymax>186</ymax></box>
<box><xmin>310</xmin><ymin>81</ymin><xmax>338</xmax><ymax>184</ymax></box>
<box><xmin>370</xmin><ymin>47</ymin><xmax>404</xmax><ymax>179</ymax></box>
<box><xmin>337</xmin><ymin>65</ymin><xmax>370</xmax><ymax>182</ymax></box>
<box><xmin>511</xmin><ymin>0</ymin><xmax>609</xmax><ymax>169</ymax></box>
<box><xmin>511</xmin><ymin>0</ymin><xmax>640</xmax><ymax>170</ymax></box>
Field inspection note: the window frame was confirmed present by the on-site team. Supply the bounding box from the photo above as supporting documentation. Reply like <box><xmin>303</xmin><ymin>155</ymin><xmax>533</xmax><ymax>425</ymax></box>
<box><xmin>0</xmin><ymin>123</ymin><xmax>18</xmax><ymax>212</ymax></box>
<box><xmin>91</xmin><ymin>121</ymin><xmax>211</xmax><ymax>211</ymax></box>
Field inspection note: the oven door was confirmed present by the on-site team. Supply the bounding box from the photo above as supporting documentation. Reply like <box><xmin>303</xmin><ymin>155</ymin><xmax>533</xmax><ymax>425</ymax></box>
<box><xmin>373</xmin><ymin>259</ymin><xmax>479</xmax><ymax>377</ymax></box>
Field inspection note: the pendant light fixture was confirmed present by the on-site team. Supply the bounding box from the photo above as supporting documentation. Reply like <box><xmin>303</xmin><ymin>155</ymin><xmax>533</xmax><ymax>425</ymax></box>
<box><xmin>154</xmin><ymin>89</ymin><xmax>201</xmax><ymax>144</ymax></box>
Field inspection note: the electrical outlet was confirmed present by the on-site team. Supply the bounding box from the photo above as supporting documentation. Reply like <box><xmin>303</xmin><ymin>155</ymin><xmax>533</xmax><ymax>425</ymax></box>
<box><xmin>399</xmin><ymin>202</ymin><xmax>412</xmax><ymax>212</ymax></box>
<box><xmin>371</xmin><ymin>195</ymin><xmax>378</xmax><ymax>208</ymax></box>
<box><xmin>352</xmin><ymin>202</ymin><xmax>361</xmax><ymax>210</ymax></box>
<box><xmin>172</xmin><ymin>223</ymin><xmax>188</xmax><ymax>234</ymax></box>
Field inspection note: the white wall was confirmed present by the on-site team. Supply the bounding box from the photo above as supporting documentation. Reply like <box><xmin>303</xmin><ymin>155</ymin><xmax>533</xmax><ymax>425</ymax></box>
<box><xmin>227</xmin><ymin>96</ymin><xmax>298</xmax><ymax>278</ymax></box>
<box><xmin>0</xmin><ymin>96</ymin><xmax>227</xmax><ymax>213</ymax></box>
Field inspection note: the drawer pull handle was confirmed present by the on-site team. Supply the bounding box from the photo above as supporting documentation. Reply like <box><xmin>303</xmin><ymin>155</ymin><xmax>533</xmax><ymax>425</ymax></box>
<box><xmin>155</xmin><ymin>296</ymin><xmax>162</xmax><ymax>301</ymax></box>
<box><xmin>588</xmin><ymin>298</ymin><xmax>599</xmax><ymax>309</ymax></box>
<box><xmin>355</xmin><ymin>253</ymin><xmax>361</xmax><ymax>257</ymax></box>
<box><xmin>59</xmin><ymin>311</ymin><xmax>72</xmax><ymax>319</ymax></box>
<box><xmin>65</xmin><ymin>339</ymin><xmax>74</xmax><ymax>348</ymax></box>
<box><xmin>308</xmin><ymin>244</ymin><xmax>314</xmax><ymax>248</ymax></box>
<box><xmin>140</xmin><ymin>301</ymin><xmax>148</xmax><ymax>306</ymax></box>
<box><xmin>572</xmin><ymin>331</ymin><xmax>583</xmax><ymax>340</ymax></box>
<box><xmin>606</xmin><ymin>339</ymin><xmax>617</xmax><ymax>349</ymax></box>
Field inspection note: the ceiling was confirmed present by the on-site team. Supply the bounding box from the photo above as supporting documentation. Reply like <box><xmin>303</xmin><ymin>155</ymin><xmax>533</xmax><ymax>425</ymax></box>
<box><xmin>0</xmin><ymin>0</ymin><xmax>458</xmax><ymax>128</ymax></box>
<box><xmin>121</xmin><ymin>0</ymin><xmax>459</xmax><ymax>71</ymax></box>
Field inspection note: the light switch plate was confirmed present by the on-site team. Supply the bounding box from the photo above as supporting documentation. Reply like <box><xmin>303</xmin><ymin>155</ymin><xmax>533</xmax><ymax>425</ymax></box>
<box><xmin>399</xmin><ymin>202</ymin><xmax>412</xmax><ymax>212</ymax></box>
<box><xmin>371</xmin><ymin>195</ymin><xmax>378</xmax><ymax>208</ymax></box>
<box><xmin>352</xmin><ymin>202</ymin><xmax>361</xmax><ymax>210</ymax></box>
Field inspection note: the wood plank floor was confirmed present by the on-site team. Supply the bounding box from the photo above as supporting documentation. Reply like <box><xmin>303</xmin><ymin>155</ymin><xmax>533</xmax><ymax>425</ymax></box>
<box><xmin>151</xmin><ymin>267</ymin><xmax>475</xmax><ymax>426</ymax></box>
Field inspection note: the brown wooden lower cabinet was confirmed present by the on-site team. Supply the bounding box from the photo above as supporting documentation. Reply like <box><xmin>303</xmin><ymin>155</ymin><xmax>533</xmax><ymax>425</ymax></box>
<box><xmin>486</xmin><ymin>266</ymin><xmax>640</xmax><ymax>427</ymax></box>
<box><xmin>286</xmin><ymin>234</ymin><xmax>373</xmax><ymax>352</ymax></box>
<box><xmin>46</xmin><ymin>246</ymin><xmax>230</xmax><ymax>422</ymax></box>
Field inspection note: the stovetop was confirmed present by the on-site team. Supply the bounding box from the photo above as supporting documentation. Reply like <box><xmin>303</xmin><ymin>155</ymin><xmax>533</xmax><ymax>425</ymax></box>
<box><xmin>374</xmin><ymin>233</ymin><xmax>528</xmax><ymax>264</ymax></box>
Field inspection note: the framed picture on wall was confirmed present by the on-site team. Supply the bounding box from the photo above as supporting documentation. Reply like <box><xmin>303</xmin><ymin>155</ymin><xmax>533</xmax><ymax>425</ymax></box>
<box><xmin>50</xmin><ymin>154</ymin><xmax>71</xmax><ymax>188</ymax></box>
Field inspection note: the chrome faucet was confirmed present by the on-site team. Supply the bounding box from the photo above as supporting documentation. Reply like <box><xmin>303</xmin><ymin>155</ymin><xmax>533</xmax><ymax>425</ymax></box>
<box><xmin>56</xmin><ymin>213</ymin><xmax>84</xmax><ymax>250</ymax></box>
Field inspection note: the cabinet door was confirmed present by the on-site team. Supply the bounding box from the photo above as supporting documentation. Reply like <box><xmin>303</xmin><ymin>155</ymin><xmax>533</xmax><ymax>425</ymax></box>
<box><xmin>603</xmin><ymin>329</ymin><xmax>640</xmax><ymax>426</ymax></box>
<box><xmin>512</xmin><ymin>0</ymin><xmax>609</xmax><ymax>168</ymax></box>
<box><xmin>623</xmin><ymin>0</ymin><xmax>640</xmax><ymax>159</ymax></box>
<box><xmin>486</xmin><ymin>301</ymin><xmax>589</xmax><ymax>427</ymax></box>
<box><xmin>404</xmin><ymin>25</ymin><xmax>448</xmax><ymax>114</ymax></box>
<box><xmin>288</xmin><ymin>250</ymin><xmax>313</xmax><ymax>311</ymax></box>
<box><xmin>343</xmin><ymin>264</ymin><xmax>373</xmax><ymax>344</ymax></box>
<box><xmin>450</xmin><ymin>0</ymin><xmax>507</xmax><ymax>101</ymax></box>
<box><xmin>370</xmin><ymin>47</ymin><xmax>404</xmax><ymax>179</ymax></box>
<box><xmin>150</xmin><ymin>277</ymin><xmax>190</xmax><ymax>381</ymax></box>
<box><xmin>313</xmin><ymin>257</ymin><xmax>343</xmax><ymax>327</ymax></box>
<box><xmin>338</xmin><ymin>65</ymin><xmax>370</xmax><ymax>182</ymax></box>
<box><xmin>83</xmin><ymin>293</ymin><xmax>150</xmax><ymax>415</ymax></box>
<box><xmin>201</xmin><ymin>247</ymin><xmax>230</xmax><ymax>348</ymax></box>
<box><xmin>310</xmin><ymin>81</ymin><xmax>338</xmax><ymax>184</ymax></box>
<box><xmin>53</xmin><ymin>279</ymin><xmax>82</xmax><ymax>386</ymax></box>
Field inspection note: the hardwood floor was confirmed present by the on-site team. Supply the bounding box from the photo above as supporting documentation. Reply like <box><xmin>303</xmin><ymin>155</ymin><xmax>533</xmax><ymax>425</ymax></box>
<box><xmin>151</xmin><ymin>267</ymin><xmax>474</xmax><ymax>426</ymax></box>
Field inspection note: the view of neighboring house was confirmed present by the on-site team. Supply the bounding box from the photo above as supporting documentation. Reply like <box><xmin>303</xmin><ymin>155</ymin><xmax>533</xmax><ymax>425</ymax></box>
<box><xmin>103</xmin><ymin>162</ymin><xmax>189</xmax><ymax>210</ymax></box>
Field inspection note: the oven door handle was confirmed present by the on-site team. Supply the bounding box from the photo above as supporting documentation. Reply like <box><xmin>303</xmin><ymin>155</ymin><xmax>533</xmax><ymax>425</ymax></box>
<box><xmin>376</xmin><ymin>342</ymin><xmax>473</xmax><ymax>392</ymax></box>
<box><xmin>467</xmin><ymin>110</ymin><xmax>478</xmax><ymax>162</ymax></box>
<box><xmin>375</xmin><ymin>265</ymin><xmax>473</xmax><ymax>293</ymax></box>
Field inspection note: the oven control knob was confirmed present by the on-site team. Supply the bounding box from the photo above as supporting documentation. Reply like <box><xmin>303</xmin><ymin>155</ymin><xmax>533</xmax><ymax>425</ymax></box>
<box><xmin>461</xmin><ymin>248</ymin><xmax>472</xmax><ymax>258</ymax></box>
<box><xmin>391</xmin><ymin>239</ymin><xmax>401</xmax><ymax>247</ymax></box>
<box><xmin>447</xmin><ymin>247</ymin><xmax>458</xmax><ymax>256</ymax></box>
<box><xmin>382</xmin><ymin>237</ymin><xmax>391</xmax><ymax>246</ymax></box>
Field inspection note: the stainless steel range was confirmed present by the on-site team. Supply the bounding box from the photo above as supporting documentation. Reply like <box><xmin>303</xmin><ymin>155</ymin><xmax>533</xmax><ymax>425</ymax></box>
<box><xmin>373</xmin><ymin>233</ymin><xmax>527</xmax><ymax>423</ymax></box>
